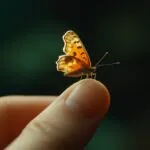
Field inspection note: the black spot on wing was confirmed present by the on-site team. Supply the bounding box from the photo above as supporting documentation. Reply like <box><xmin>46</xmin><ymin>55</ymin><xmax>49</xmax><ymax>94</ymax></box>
<box><xmin>73</xmin><ymin>52</ymin><xmax>77</xmax><ymax>56</ymax></box>
<box><xmin>74</xmin><ymin>41</ymin><xmax>80</xmax><ymax>44</ymax></box>
<box><xmin>77</xmin><ymin>46</ymin><xmax>82</xmax><ymax>49</ymax></box>
<box><xmin>64</xmin><ymin>56</ymin><xmax>73</xmax><ymax>62</ymax></box>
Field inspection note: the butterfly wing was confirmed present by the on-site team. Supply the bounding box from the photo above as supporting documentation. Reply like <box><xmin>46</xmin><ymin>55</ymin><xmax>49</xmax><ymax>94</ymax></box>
<box><xmin>56</xmin><ymin>55</ymin><xmax>85</xmax><ymax>77</ymax></box>
<box><xmin>63</xmin><ymin>30</ymin><xmax>91</xmax><ymax>67</ymax></box>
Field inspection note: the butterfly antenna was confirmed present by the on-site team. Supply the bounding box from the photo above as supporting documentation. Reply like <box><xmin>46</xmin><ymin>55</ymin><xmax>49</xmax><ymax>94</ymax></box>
<box><xmin>95</xmin><ymin>51</ymin><xmax>109</xmax><ymax>67</ymax></box>
<box><xmin>98</xmin><ymin>62</ymin><xmax>120</xmax><ymax>68</ymax></box>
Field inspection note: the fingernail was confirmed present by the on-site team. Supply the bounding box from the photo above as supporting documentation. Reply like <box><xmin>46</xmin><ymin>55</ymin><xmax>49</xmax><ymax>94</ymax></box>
<box><xmin>65</xmin><ymin>79</ymin><xmax>110</xmax><ymax>118</ymax></box>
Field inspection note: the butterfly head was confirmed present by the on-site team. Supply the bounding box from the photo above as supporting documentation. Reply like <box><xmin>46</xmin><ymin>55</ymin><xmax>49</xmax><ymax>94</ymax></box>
<box><xmin>90</xmin><ymin>66</ymin><xmax>97</xmax><ymax>73</ymax></box>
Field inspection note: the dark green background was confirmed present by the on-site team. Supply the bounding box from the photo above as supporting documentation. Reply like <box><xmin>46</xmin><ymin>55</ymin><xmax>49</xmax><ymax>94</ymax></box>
<box><xmin>0</xmin><ymin>0</ymin><xmax>150</xmax><ymax>149</ymax></box>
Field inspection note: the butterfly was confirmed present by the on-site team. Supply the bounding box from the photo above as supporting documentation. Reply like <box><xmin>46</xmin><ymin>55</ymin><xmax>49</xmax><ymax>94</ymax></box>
<box><xmin>56</xmin><ymin>30</ymin><xmax>120</xmax><ymax>79</ymax></box>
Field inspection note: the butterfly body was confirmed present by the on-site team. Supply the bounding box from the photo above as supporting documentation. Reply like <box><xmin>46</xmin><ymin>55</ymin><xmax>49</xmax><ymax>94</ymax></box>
<box><xmin>64</xmin><ymin>65</ymin><xmax>96</xmax><ymax>77</ymax></box>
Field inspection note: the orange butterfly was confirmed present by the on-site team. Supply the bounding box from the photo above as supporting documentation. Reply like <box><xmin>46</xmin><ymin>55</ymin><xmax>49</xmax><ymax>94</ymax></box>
<box><xmin>56</xmin><ymin>30</ymin><xmax>120</xmax><ymax>79</ymax></box>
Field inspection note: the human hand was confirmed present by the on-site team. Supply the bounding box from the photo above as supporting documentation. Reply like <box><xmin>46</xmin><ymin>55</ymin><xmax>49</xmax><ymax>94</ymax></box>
<box><xmin>0</xmin><ymin>79</ymin><xmax>110</xmax><ymax>150</ymax></box>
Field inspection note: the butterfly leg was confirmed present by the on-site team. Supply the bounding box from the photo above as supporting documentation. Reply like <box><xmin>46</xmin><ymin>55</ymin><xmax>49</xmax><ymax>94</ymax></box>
<box><xmin>91</xmin><ymin>73</ymin><xmax>96</xmax><ymax>79</ymax></box>
<box><xmin>90</xmin><ymin>73</ymin><xmax>93</xmax><ymax>78</ymax></box>
<box><xmin>86</xmin><ymin>74</ymin><xmax>89</xmax><ymax>78</ymax></box>
<box><xmin>94</xmin><ymin>73</ymin><xmax>96</xmax><ymax>79</ymax></box>
<box><xmin>80</xmin><ymin>75</ymin><xmax>83</xmax><ymax>80</ymax></box>
<box><xmin>80</xmin><ymin>73</ymin><xmax>85</xmax><ymax>80</ymax></box>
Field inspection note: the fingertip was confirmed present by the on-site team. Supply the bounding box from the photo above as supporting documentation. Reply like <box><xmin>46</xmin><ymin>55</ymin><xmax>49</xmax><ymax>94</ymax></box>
<box><xmin>65</xmin><ymin>79</ymin><xmax>110</xmax><ymax>118</ymax></box>
<box><xmin>90</xmin><ymin>79</ymin><xmax>110</xmax><ymax>113</ymax></box>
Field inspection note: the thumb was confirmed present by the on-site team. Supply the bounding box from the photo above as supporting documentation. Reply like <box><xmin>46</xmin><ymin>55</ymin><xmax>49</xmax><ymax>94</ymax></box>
<box><xmin>6</xmin><ymin>79</ymin><xmax>110</xmax><ymax>150</ymax></box>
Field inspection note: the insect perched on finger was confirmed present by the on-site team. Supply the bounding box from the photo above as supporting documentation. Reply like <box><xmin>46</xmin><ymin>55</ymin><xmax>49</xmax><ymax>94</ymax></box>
<box><xmin>56</xmin><ymin>30</ymin><xmax>120</xmax><ymax>79</ymax></box>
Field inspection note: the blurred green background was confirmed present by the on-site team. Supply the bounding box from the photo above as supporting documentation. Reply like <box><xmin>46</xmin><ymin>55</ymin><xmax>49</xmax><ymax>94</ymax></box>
<box><xmin>0</xmin><ymin>0</ymin><xmax>150</xmax><ymax>149</ymax></box>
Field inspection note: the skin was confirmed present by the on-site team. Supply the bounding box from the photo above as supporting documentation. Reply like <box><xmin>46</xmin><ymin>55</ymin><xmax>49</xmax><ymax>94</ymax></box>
<box><xmin>0</xmin><ymin>79</ymin><xmax>110</xmax><ymax>150</ymax></box>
